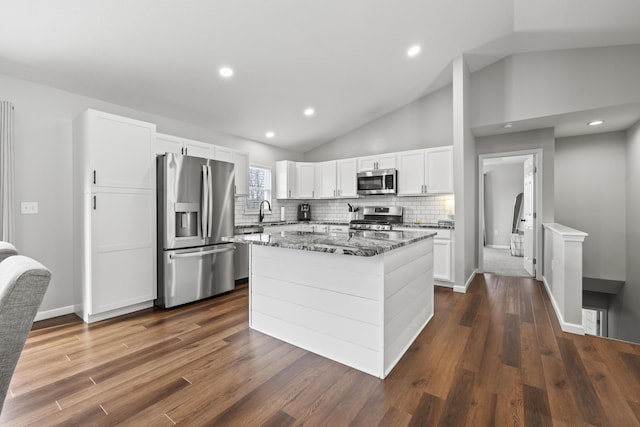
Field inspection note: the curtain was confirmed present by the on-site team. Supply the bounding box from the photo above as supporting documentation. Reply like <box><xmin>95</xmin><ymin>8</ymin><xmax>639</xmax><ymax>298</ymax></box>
<box><xmin>0</xmin><ymin>101</ymin><xmax>15</xmax><ymax>243</ymax></box>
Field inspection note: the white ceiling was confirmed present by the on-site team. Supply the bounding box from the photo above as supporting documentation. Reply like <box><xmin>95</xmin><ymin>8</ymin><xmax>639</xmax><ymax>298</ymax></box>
<box><xmin>1</xmin><ymin>0</ymin><xmax>640</xmax><ymax>153</ymax></box>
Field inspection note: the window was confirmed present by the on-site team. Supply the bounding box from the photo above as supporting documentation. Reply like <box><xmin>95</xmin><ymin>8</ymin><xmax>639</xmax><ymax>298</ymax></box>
<box><xmin>245</xmin><ymin>165</ymin><xmax>272</xmax><ymax>212</ymax></box>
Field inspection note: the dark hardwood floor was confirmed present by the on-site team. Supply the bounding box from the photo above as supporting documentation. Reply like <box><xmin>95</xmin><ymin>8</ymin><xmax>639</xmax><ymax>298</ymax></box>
<box><xmin>2</xmin><ymin>274</ymin><xmax>640</xmax><ymax>426</ymax></box>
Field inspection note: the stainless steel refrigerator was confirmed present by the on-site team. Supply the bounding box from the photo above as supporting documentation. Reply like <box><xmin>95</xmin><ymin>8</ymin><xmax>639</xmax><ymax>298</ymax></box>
<box><xmin>156</xmin><ymin>153</ymin><xmax>236</xmax><ymax>308</ymax></box>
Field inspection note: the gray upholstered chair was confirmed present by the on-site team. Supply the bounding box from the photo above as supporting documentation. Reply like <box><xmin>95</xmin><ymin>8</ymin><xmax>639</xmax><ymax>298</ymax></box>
<box><xmin>0</xmin><ymin>241</ymin><xmax>18</xmax><ymax>262</ymax></box>
<box><xmin>0</xmin><ymin>255</ymin><xmax>51</xmax><ymax>415</ymax></box>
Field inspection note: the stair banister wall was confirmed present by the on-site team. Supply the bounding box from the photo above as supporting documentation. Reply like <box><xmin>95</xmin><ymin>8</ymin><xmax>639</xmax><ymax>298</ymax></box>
<box><xmin>542</xmin><ymin>223</ymin><xmax>588</xmax><ymax>335</ymax></box>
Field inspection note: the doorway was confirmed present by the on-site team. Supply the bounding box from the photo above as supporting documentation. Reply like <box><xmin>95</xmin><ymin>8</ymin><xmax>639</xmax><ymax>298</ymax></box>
<box><xmin>478</xmin><ymin>150</ymin><xmax>542</xmax><ymax>279</ymax></box>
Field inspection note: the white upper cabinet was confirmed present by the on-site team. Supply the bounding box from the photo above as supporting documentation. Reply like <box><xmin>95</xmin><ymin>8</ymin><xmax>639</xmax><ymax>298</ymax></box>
<box><xmin>425</xmin><ymin>146</ymin><xmax>453</xmax><ymax>194</ymax></box>
<box><xmin>397</xmin><ymin>146</ymin><xmax>454</xmax><ymax>196</ymax></box>
<box><xmin>357</xmin><ymin>154</ymin><xmax>396</xmax><ymax>172</ymax></box>
<box><xmin>81</xmin><ymin>110</ymin><xmax>156</xmax><ymax>190</ymax></box>
<box><xmin>155</xmin><ymin>133</ymin><xmax>250</xmax><ymax>196</ymax></box>
<box><xmin>214</xmin><ymin>146</ymin><xmax>233</xmax><ymax>162</ymax></box>
<box><xmin>155</xmin><ymin>133</ymin><xmax>213</xmax><ymax>159</ymax></box>
<box><xmin>315</xmin><ymin>161</ymin><xmax>337</xmax><ymax>198</ymax></box>
<box><xmin>155</xmin><ymin>133</ymin><xmax>184</xmax><ymax>155</ymax></box>
<box><xmin>296</xmin><ymin>162</ymin><xmax>316</xmax><ymax>199</ymax></box>
<box><xmin>276</xmin><ymin>160</ymin><xmax>296</xmax><ymax>199</ymax></box>
<box><xmin>336</xmin><ymin>159</ymin><xmax>358</xmax><ymax>198</ymax></box>
<box><xmin>183</xmin><ymin>138</ymin><xmax>214</xmax><ymax>159</ymax></box>
<box><xmin>232</xmin><ymin>150</ymin><xmax>249</xmax><ymax>196</ymax></box>
<box><xmin>274</xmin><ymin>146</ymin><xmax>451</xmax><ymax>200</ymax></box>
<box><xmin>397</xmin><ymin>150</ymin><xmax>426</xmax><ymax>196</ymax></box>
<box><xmin>312</xmin><ymin>159</ymin><xmax>357</xmax><ymax>198</ymax></box>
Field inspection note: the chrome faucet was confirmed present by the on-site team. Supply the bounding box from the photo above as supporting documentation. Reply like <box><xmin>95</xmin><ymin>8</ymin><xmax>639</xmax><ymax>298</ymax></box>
<box><xmin>259</xmin><ymin>200</ymin><xmax>271</xmax><ymax>223</ymax></box>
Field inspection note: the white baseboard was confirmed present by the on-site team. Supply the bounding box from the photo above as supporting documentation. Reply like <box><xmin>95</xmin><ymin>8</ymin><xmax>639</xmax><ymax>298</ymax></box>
<box><xmin>35</xmin><ymin>304</ymin><xmax>78</xmax><ymax>322</ymax></box>
<box><xmin>454</xmin><ymin>269</ymin><xmax>477</xmax><ymax>293</ymax></box>
<box><xmin>80</xmin><ymin>301</ymin><xmax>154</xmax><ymax>323</ymax></box>
<box><xmin>434</xmin><ymin>281</ymin><xmax>453</xmax><ymax>289</ymax></box>
<box><xmin>542</xmin><ymin>277</ymin><xmax>585</xmax><ymax>336</ymax></box>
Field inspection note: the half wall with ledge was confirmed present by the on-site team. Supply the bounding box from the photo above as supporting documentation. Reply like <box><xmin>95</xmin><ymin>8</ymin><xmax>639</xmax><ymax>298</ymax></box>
<box><xmin>542</xmin><ymin>223</ymin><xmax>588</xmax><ymax>335</ymax></box>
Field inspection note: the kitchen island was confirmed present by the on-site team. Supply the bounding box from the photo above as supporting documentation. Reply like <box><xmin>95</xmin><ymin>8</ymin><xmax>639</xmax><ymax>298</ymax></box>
<box><xmin>223</xmin><ymin>229</ymin><xmax>435</xmax><ymax>378</ymax></box>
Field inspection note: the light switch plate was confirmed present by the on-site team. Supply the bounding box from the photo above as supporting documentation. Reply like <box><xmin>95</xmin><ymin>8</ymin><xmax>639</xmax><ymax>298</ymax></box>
<box><xmin>21</xmin><ymin>202</ymin><xmax>38</xmax><ymax>214</ymax></box>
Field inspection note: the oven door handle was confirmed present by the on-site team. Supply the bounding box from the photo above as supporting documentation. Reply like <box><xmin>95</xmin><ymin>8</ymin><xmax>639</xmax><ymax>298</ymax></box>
<box><xmin>169</xmin><ymin>246</ymin><xmax>236</xmax><ymax>259</ymax></box>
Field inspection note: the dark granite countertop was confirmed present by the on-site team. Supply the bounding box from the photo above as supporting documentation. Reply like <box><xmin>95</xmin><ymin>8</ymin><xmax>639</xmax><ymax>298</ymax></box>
<box><xmin>223</xmin><ymin>229</ymin><xmax>435</xmax><ymax>257</ymax></box>
<box><xmin>235</xmin><ymin>221</ymin><xmax>453</xmax><ymax>230</ymax></box>
<box><xmin>235</xmin><ymin>221</ymin><xmax>349</xmax><ymax>230</ymax></box>
<box><xmin>394</xmin><ymin>223</ymin><xmax>455</xmax><ymax>230</ymax></box>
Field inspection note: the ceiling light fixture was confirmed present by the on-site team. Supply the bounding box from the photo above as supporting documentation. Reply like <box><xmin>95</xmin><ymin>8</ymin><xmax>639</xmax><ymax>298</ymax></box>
<box><xmin>219</xmin><ymin>67</ymin><xmax>234</xmax><ymax>78</ymax></box>
<box><xmin>407</xmin><ymin>45</ymin><xmax>421</xmax><ymax>57</ymax></box>
<box><xmin>503</xmin><ymin>123</ymin><xmax>513</xmax><ymax>128</ymax></box>
<box><xmin>304</xmin><ymin>107</ymin><xmax>315</xmax><ymax>117</ymax></box>
<box><xmin>265</xmin><ymin>131</ymin><xmax>275</xmax><ymax>138</ymax></box>
<box><xmin>588</xmin><ymin>120</ymin><xmax>604</xmax><ymax>126</ymax></box>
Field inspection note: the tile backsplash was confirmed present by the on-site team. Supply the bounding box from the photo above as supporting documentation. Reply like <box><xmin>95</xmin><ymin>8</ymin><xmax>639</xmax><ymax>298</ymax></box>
<box><xmin>235</xmin><ymin>194</ymin><xmax>454</xmax><ymax>225</ymax></box>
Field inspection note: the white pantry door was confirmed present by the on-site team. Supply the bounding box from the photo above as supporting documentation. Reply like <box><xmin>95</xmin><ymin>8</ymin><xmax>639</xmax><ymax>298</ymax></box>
<box><xmin>523</xmin><ymin>156</ymin><xmax>535</xmax><ymax>276</ymax></box>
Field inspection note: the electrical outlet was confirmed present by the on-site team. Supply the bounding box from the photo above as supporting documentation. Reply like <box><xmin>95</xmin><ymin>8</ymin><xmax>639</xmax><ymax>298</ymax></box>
<box><xmin>21</xmin><ymin>202</ymin><xmax>38</xmax><ymax>215</ymax></box>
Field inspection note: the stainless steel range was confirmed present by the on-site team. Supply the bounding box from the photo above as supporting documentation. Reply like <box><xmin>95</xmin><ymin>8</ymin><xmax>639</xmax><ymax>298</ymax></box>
<box><xmin>349</xmin><ymin>206</ymin><xmax>403</xmax><ymax>231</ymax></box>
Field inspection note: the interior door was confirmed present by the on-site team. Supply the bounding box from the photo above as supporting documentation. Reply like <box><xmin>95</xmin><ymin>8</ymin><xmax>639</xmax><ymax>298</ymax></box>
<box><xmin>523</xmin><ymin>156</ymin><xmax>535</xmax><ymax>276</ymax></box>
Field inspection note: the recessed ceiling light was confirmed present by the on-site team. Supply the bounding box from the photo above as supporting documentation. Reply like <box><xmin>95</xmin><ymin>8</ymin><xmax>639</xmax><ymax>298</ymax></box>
<box><xmin>303</xmin><ymin>107</ymin><xmax>315</xmax><ymax>117</ymax></box>
<box><xmin>503</xmin><ymin>123</ymin><xmax>513</xmax><ymax>129</ymax></box>
<box><xmin>588</xmin><ymin>120</ymin><xmax>604</xmax><ymax>126</ymax></box>
<box><xmin>265</xmin><ymin>131</ymin><xmax>275</xmax><ymax>138</ymax></box>
<box><xmin>219</xmin><ymin>67</ymin><xmax>234</xmax><ymax>78</ymax></box>
<box><xmin>407</xmin><ymin>45</ymin><xmax>421</xmax><ymax>57</ymax></box>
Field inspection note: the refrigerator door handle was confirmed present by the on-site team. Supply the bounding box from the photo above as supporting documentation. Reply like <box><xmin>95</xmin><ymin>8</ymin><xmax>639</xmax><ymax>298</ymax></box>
<box><xmin>169</xmin><ymin>246</ymin><xmax>236</xmax><ymax>259</ymax></box>
<box><xmin>201</xmin><ymin>165</ymin><xmax>209</xmax><ymax>237</ymax></box>
<box><xmin>207</xmin><ymin>164</ymin><xmax>213</xmax><ymax>237</ymax></box>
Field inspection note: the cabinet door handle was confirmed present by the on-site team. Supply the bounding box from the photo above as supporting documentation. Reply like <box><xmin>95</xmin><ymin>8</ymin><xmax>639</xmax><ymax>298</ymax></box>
<box><xmin>93</xmin><ymin>170</ymin><xmax>96</xmax><ymax>185</ymax></box>
<box><xmin>93</xmin><ymin>195</ymin><xmax>96</xmax><ymax>210</ymax></box>
<box><xmin>312</xmin><ymin>190</ymin><xmax>314</xmax><ymax>198</ymax></box>
<box><xmin>289</xmin><ymin>190</ymin><xmax>291</xmax><ymax>198</ymax></box>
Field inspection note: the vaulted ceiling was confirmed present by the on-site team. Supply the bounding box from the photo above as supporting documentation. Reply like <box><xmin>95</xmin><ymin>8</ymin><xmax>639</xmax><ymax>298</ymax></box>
<box><xmin>1</xmin><ymin>0</ymin><xmax>639</xmax><ymax>152</ymax></box>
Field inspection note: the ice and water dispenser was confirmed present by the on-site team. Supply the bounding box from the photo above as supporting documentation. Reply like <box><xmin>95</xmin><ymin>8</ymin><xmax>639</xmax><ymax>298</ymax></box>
<box><xmin>174</xmin><ymin>203</ymin><xmax>199</xmax><ymax>238</ymax></box>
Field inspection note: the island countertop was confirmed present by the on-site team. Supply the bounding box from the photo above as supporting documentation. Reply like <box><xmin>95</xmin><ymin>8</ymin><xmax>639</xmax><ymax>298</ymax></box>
<box><xmin>222</xmin><ymin>229</ymin><xmax>435</xmax><ymax>257</ymax></box>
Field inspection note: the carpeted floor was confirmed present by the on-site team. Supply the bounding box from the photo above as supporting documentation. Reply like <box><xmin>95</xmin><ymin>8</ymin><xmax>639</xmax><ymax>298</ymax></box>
<box><xmin>483</xmin><ymin>246</ymin><xmax>531</xmax><ymax>277</ymax></box>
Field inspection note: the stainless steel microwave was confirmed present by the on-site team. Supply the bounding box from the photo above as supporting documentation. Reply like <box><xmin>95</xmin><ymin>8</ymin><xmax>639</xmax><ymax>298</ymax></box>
<box><xmin>357</xmin><ymin>169</ymin><xmax>397</xmax><ymax>195</ymax></box>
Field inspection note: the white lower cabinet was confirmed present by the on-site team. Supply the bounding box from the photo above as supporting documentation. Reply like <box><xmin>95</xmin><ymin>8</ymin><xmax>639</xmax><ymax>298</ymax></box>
<box><xmin>433</xmin><ymin>239</ymin><xmax>452</xmax><ymax>282</ymax></box>
<box><xmin>395</xmin><ymin>227</ymin><xmax>453</xmax><ymax>284</ymax></box>
<box><xmin>89</xmin><ymin>189</ymin><xmax>156</xmax><ymax>316</ymax></box>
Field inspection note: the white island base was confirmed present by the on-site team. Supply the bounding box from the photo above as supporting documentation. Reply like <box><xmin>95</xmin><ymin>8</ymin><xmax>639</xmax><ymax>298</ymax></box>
<box><xmin>249</xmin><ymin>238</ymin><xmax>434</xmax><ymax>378</ymax></box>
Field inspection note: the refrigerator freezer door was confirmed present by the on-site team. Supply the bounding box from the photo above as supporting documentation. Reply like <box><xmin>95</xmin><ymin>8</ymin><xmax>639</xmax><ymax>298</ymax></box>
<box><xmin>157</xmin><ymin>243</ymin><xmax>236</xmax><ymax>308</ymax></box>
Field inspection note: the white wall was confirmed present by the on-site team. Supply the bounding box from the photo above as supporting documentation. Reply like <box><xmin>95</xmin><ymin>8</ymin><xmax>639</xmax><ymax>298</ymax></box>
<box><xmin>555</xmin><ymin>131</ymin><xmax>626</xmax><ymax>281</ymax></box>
<box><xmin>453</xmin><ymin>56</ymin><xmax>477</xmax><ymax>291</ymax></box>
<box><xmin>303</xmin><ymin>84</ymin><xmax>453</xmax><ymax>162</ymax></box>
<box><xmin>471</xmin><ymin>45</ymin><xmax>640</xmax><ymax>128</ymax></box>
<box><xmin>484</xmin><ymin>163</ymin><xmax>524</xmax><ymax>247</ymax></box>
<box><xmin>0</xmin><ymin>72</ymin><xmax>300</xmax><ymax>317</ymax></box>
<box><xmin>610</xmin><ymin>120</ymin><xmax>640</xmax><ymax>342</ymax></box>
